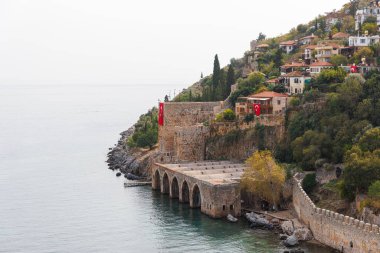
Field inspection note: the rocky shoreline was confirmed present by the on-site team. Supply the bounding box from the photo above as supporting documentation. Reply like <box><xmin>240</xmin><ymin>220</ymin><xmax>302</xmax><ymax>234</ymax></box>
<box><xmin>106</xmin><ymin>126</ymin><xmax>158</xmax><ymax>178</ymax></box>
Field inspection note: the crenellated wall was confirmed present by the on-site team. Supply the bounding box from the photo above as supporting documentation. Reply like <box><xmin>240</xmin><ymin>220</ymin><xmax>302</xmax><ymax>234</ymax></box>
<box><xmin>293</xmin><ymin>176</ymin><xmax>380</xmax><ymax>253</ymax></box>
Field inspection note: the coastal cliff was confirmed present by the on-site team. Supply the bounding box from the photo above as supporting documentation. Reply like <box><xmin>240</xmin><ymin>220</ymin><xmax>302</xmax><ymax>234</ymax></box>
<box><xmin>107</xmin><ymin>127</ymin><xmax>159</xmax><ymax>178</ymax></box>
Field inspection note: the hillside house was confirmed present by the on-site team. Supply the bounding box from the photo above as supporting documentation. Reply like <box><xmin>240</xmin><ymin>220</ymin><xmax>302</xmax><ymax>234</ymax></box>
<box><xmin>332</xmin><ymin>32</ymin><xmax>350</xmax><ymax>40</ymax></box>
<box><xmin>309</xmin><ymin>61</ymin><xmax>334</xmax><ymax>76</ymax></box>
<box><xmin>355</xmin><ymin>6</ymin><xmax>380</xmax><ymax>31</ymax></box>
<box><xmin>349</xmin><ymin>35</ymin><xmax>380</xmax><ymax>47</ymax></box>
<box><xmin>282</xmin><ymin>71</ymin><xmax>311</xmax><ymax>95</ymax></box>
<box><xmin>280</xmin><ymin>41</ymin><xmax>296</xmax><ymax>54</ymax></box>
<box><xmin>303</xmin><ymin>45</ymin><xmax>318</xmax><ymax>64</ymax></box>
<box><xmin>299</xmin><ymin>34</ymin><xmax>317</xmax><ymax>45</ymax></box>
<box><xmin>315</xmin><ymin>44</ymin><xmax>340</xmax><ymax>63</ymax></box>
<box><xmin>280</xmin><ymin>62</ymin><xmax>309</xmax><ymax>75</ymax></box>
<box><xmin>235</xmin><ymin>91</ymin><xmax>289</xmax><ymax>117</ymax></box>
<box><xmin>256</xmin><ymin>44</ymin><xmax>270</xmax><ymax>52</ymax></box>
<box><xmin>325</xmin><ymin>11</ymin><xmax>345</xmax><ymax>31</ymax></box>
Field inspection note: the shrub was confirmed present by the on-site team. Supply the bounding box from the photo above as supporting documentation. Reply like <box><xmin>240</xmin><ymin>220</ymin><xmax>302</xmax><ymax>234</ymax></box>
<box><xmin>302</xmin><ymin>173</ymin><xmax>317</xmax><ymax>194</ymax></box>
<box><xmin>369</xmin><ymin>181</ymin><xmax>380</xmax><ymax>199</ymax></box>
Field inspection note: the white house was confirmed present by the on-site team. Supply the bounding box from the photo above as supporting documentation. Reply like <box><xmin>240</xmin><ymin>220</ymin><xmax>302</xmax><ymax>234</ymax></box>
<box><xmin>349</xmin><ymin>35</ymin><xmax>380</xmax><ymax>46</ymax></box>
<box><xmin>309</xmin><ymin>62</ymin><xmax>334</xmax><ymax>76</ymax></box>
<box><xmin>355</xmin><ymin>7</ymin><xmax>380</xmax><ymax>31</ymax></box>
<box><xmin>280</xmin><ymin>41</ymin><xmax>296</xmax><ymax>54</ymax></box>
<box><xmin>282</xmin><ymin>71</ymin><xmax>311</xmax><ymax>95</ymax></box>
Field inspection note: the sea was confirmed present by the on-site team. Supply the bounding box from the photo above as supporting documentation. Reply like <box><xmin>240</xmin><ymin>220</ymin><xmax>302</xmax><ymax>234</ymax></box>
<box><xmin>0</xmin><ymin>84</ymin><xmax>335</xmax><ymax>253</ymax></box>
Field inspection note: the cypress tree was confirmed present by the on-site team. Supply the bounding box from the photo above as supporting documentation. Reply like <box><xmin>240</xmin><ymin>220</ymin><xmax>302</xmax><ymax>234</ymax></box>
<box><xmin>223</xmin><ymin>65</ymin><xmax>235</xmax><ymax>99</ymax></box>
<box><xmin>212</xmin><ymin>54</ymin><xmax>221</xmax><ymax>100</ymax></box>
<box><xmin>189</xmin><ymin>90</ymin><xmax>193</xmax><ymax>101</ymax></box>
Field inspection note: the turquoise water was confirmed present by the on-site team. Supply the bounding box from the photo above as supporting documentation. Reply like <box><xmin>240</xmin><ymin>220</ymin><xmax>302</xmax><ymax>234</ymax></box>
<box><xmin>0</xmin><ymin>84</ymin><xmax>334</xmax><ymax>253</ymax></box>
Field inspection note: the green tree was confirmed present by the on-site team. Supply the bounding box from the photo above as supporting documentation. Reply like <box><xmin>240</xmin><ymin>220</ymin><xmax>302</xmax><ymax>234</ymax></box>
<box><xmin>302</xmin><ymin>173</ymin><xmax>317</xmax><ymax>194</ymax></box>
<box><xmin>331</xmin><ymin>55</ymin><xmax>348</xmax><ymax>66</ymax></box>
<box><xmin>362</xmin><ymin>22</ymin><xmax>378</xmax><ymax>35</ymax></box>
<box><xmin>241</xmin><ymin>151</ymin><xmax>286</xmax><ymax>209</ymax></box>
<box><xmin>257</xmin><ymin>32</ymin><xmax>266</xmax><ymax>41</ymax></box>
<box><xmin>212</xmin><ymin>54</ymin><xmax>221</xmax><ymax>100</ymax></box>
<box><xmin>368</xmin><ymin>181</ymin><xmax>380</xmax><ymax>199</ymax></box>
<box><xmin>224</xmin><ymin>65</ymin><xmax>235</xmax><ymax>98</ymax></box>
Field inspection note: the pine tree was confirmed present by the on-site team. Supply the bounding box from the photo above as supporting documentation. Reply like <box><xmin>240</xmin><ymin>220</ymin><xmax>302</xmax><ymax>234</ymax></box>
<box><xmin>189</xmin><ymin>90</ymin><xmax>193</xmax><ymax>101</ymax></box>
<box><xmin>212</xmin><ymin>54</ymin><xmax>221</xmax><ymax>101</ymax></box>
<box><xmin>164</xmin><ymin>95</ymin><xmax>169</xmax><ymax>102</ymax></box>
<box><xmin>201</xmin><ymin>72</ymin><xmax>204</xmax><ymax>79</ymax></box>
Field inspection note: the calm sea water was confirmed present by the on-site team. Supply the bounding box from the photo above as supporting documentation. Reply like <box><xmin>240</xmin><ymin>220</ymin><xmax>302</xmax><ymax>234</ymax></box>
<box><xmin>0</xmin><ymin>84</ymin><xmax>334</xmax><ymax>253</ymax></box>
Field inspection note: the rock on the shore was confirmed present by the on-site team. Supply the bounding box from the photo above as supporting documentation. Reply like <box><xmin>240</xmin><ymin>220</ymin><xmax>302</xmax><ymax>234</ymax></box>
<box><xmin>283</xmin><ymin>234</ymin><xmax>299</xmax><ymax>247</ymax></box>
<box><xmin>245</xmin><ymin>212</ymin><xmax>273</xmax><ymax>230</ymax></box>
<box><xmin>107</xmin><ymin>126</ymin><xmax>159</xmax><ymax>178</ymax></box>
<box><xmin>293</xmin><ymin>227</ymin><xmax>313</xmax><ymax>241</ymax></box>
<box><xmin>281</xmin><ymin>220</ymin><xmax>294</xmax><ymax>235</ymax></box>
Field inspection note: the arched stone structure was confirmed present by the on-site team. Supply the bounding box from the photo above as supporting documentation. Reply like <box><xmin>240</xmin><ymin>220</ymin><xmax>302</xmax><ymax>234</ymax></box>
<box><xmin>170</xmin><ymin>177</ymin><xmax>179</xmax><ymax>199</ymax></box>
<box><xmin>152</xmin><ymin>169</ymin><xmax>161</xmax><ymax>191</ymax></box>
<box><xmin>181</xmin><ymin>181</ymin><xmax>190</xmax><ymax>203</ymax></box>
<box><xmin>191</xmin><ymin>184</ymin><xmax>201</xmax><ymax>208</ymax></box>
<box><xmin>162</xmin><ymin>173</ymin><xmax>170</xmax><ymax>194</ymax></box>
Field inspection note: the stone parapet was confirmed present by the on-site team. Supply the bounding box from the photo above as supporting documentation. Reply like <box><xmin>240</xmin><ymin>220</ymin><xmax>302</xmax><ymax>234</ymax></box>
<box><xmin>293</xmin><ymin>175</ymin><xmax>380</xmax><ymax>252</ymax></box>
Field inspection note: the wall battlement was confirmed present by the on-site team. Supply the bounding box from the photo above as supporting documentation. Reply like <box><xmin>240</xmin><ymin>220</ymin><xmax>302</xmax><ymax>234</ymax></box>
<box><xmin>293</xmin><ymin>176</ymin><xmax>380</xmax><ymax>253</ymax></box>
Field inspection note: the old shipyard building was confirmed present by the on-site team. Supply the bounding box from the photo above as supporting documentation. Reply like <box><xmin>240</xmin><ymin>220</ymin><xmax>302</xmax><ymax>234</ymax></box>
<box><xmin>153</xmin><ymin>161</ymin><xmax>246</xmax><ymax>218</ymax></box>
<box><xmin>151</xmin><ymin>102</ymin><xmax>255</xmax><ymax>218</ymax></box>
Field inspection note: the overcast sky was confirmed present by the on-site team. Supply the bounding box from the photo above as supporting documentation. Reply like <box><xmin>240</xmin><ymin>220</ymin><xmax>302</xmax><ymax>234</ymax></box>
<box><xmin>0</xmin><ymin>0</ymin><xmax>348</xmax><ymax>86</ymax></box>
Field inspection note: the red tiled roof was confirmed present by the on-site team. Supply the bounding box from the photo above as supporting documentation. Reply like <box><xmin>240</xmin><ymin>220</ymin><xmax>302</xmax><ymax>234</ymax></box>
<box><xmin>310</xmin><ymin>61</ymin><xmax>334</xmax><ymax>67</ymax></box>
<box><xmin>280</xmin><ymin>40</ymin><xmax>296</xmax><ymax>46</ymax></box>
<box><xmin>301</xmin><ymin>35</ymin><xmax>317</xmax><ymax>40</ymax></box>
<box><xmin>281</xmin><ymin>62</ymin><xmax>309</xmax><ymax>68</ymax></box>
<box><xmin>266</xmin><ymin>78</ymin><xmax>279</xmax><ymax>83</ymax></box>
<box><xmin>282</xmin><ymin>71</ymin><xmax>305</xmax><ymax>77</ymax></box>
<box><xmin>249</xmin><ymin>91</ymin><xmax>288</xmax><ymax>98</ymax></box>
<box><xmin>257</xmin><ymin>43</ymin><xmax>270</xmax><ymax>48</ymax></box>
<box><xmin>305</xmin><ymin>45</ymin><xmax>318</xmax><ymax>50</ymax></box>
<box><xmin>332</xmin><ymin>32</ymin><xmax>350</xmax><ymax>39</ymax></box>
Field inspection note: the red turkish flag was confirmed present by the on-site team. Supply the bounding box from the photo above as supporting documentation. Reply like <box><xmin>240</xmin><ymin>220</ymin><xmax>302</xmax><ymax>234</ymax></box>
<box><xmin>158</xmin><ymin>102</ymin><xmax>164</xmax><ymax>126</ymax></box>
<box><xmin>350</xmin><ymin>65</ymin><xmax>358</xmax><ymax>73</ymax></box>
<box><xmin>253</xmin><ymin>103</ymin><xmax>261</xmax><ymax>116</ymax></box>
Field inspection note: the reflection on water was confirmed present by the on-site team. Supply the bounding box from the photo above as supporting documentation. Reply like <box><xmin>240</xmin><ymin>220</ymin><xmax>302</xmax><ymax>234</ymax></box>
<box><xmin>0</xmin><ymin>84</ymin><xmax>335</xmax><ymax>253</ymax></box>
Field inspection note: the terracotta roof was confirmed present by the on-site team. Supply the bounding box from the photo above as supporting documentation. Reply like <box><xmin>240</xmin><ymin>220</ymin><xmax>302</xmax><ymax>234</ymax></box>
<box><xmin>282</xmin><ymin>71</ymin><xmax>305</xmax><ymax>77</ymax></box>
<box><xmin>300</xmin><ymin>35</ymin><xmax>317</xmax><ymax>40</ymax></box>
<box><xmin>281</xmin><ymin>62</ymin><xmax>309</xmax><ymax>68</ymax></box>
<box><xmin>249</xmin><ymin>91</ymin><xmax>288</xmax><ymax>98</ymax></box>
<box><xmin>332</xmin><ymin>32</ymin><xmax>350</xmax><ymax>39</ymax></box>
<box><xmin>257</xmin><ymin>44</ymin><xmax>270</xmax><ymax>48</ymax></box>
<box><xmin>305</xmin><ymin>45</ymin><xmax>318</xmax><ymax>50</ymax></box>
<box><xmin>266</xmin><ymin>78</ymin><xmax>279</xmax><ymax>83</ymax></box>
<box><xmin>280</xmin><ymin>40</ymin><xmax>296</xmax><ymax>46</ymax></box>
<box><xmin>310</xmin><ymin>61</ymin><xmax>334</xmax><ymax>67</ymax></box>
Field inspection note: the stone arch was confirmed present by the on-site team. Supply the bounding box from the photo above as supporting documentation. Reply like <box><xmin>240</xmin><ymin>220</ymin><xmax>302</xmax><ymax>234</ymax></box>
<box><xmin>162</xmin><ymin>173</ymin><xmax>170</xmax><ymax>194</ymax></box>
<box><xmin>152</xmin><ymin>169</ymin><xmax>161</xmax><ymax>191</ymax></box>
<box><xmin>171</xmin><ymin>177</ymin><xmax>179</xmax><ymax>199</ymax></box>
<box><xmin>191</xmin><ymin>184</ymin><xmax>201</xmax><ymax>208</ymax></box>
<box><xmin>181</xmin><ymin>181</ymin><xmax>190</xmax><ymax>203</ymax></box>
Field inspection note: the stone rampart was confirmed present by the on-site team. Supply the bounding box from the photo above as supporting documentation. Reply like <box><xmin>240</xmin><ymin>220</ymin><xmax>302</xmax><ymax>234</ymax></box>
<box><xmin>293</xmin><ymin>176</ymin><xmax>380</xmax><ymax>253</ymax></box>
<box><xmin>158</xmin><ymin>102</ymin><xmax>221</xmax><ymax>163</ymax></box>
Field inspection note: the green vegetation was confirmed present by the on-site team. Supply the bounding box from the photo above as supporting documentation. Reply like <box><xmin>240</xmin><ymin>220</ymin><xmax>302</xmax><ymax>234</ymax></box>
<box><xmin>215</xmin><ymin>109</ymin><xmax>236</xmax><ymax>122</ymax></box>
<box><xmin>302</xmin><ymin>173</ymin><xmax>317</xmax><ymax>194</ymax></box>
<box><xmin>127</xmin><ymin>108</ymin><xmax>158</xmax><ymax>149</ymax></box>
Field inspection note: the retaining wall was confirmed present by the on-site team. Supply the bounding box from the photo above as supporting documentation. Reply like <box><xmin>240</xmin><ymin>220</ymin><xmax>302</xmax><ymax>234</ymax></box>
<box><xmin>293</xmin><ymin>177</ymin><xmax>380</xmax><ymax>253</ymax></box>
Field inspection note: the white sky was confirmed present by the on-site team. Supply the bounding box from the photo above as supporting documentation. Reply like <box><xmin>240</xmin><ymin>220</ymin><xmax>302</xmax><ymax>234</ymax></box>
<box><xmin>0</xmin><ymin>0</ymin><xmax>348</xmax><ymax>86</ymax></box>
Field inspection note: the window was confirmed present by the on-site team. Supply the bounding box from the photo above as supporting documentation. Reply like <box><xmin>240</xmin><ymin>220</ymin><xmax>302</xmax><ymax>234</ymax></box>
<box><xmin>294</xmin><ymin>78</ymin><xmax>299</xmax><ymax>83</ymax></box>
<box><xmin>230</xmin><ymin>205</ymin><xmax>234</xmax><ymax>211</ymax></box>
<box><xmin>223</xmin><ymin>205</ymin><xmax>226</xmax><ymax>211</ymax></box>
<box><xmin>361</xmin><ymin>39</ymin><xmax>366</xmax><ymax>44</ymax></box>
<box><xmin>277</xmin><ymin>100</ymin><xmax>281</xmax><ymax>105</ymax></box>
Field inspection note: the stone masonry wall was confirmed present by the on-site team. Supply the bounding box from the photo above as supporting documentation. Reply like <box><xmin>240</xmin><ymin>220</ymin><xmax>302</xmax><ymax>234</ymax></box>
<box><xmin>293</xmin><ymin>176</ymin><xmax>380</xmax><ymax>253</ymax></box>
<box><xmin>174</xmin><ymin>125</ymin><xmax>209</xmax><ymax>162</ymax></box>
<box><xmin>158</xmin><ymin>102</ymin><xmax>221</xmax><ymax>162</ymax></box>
